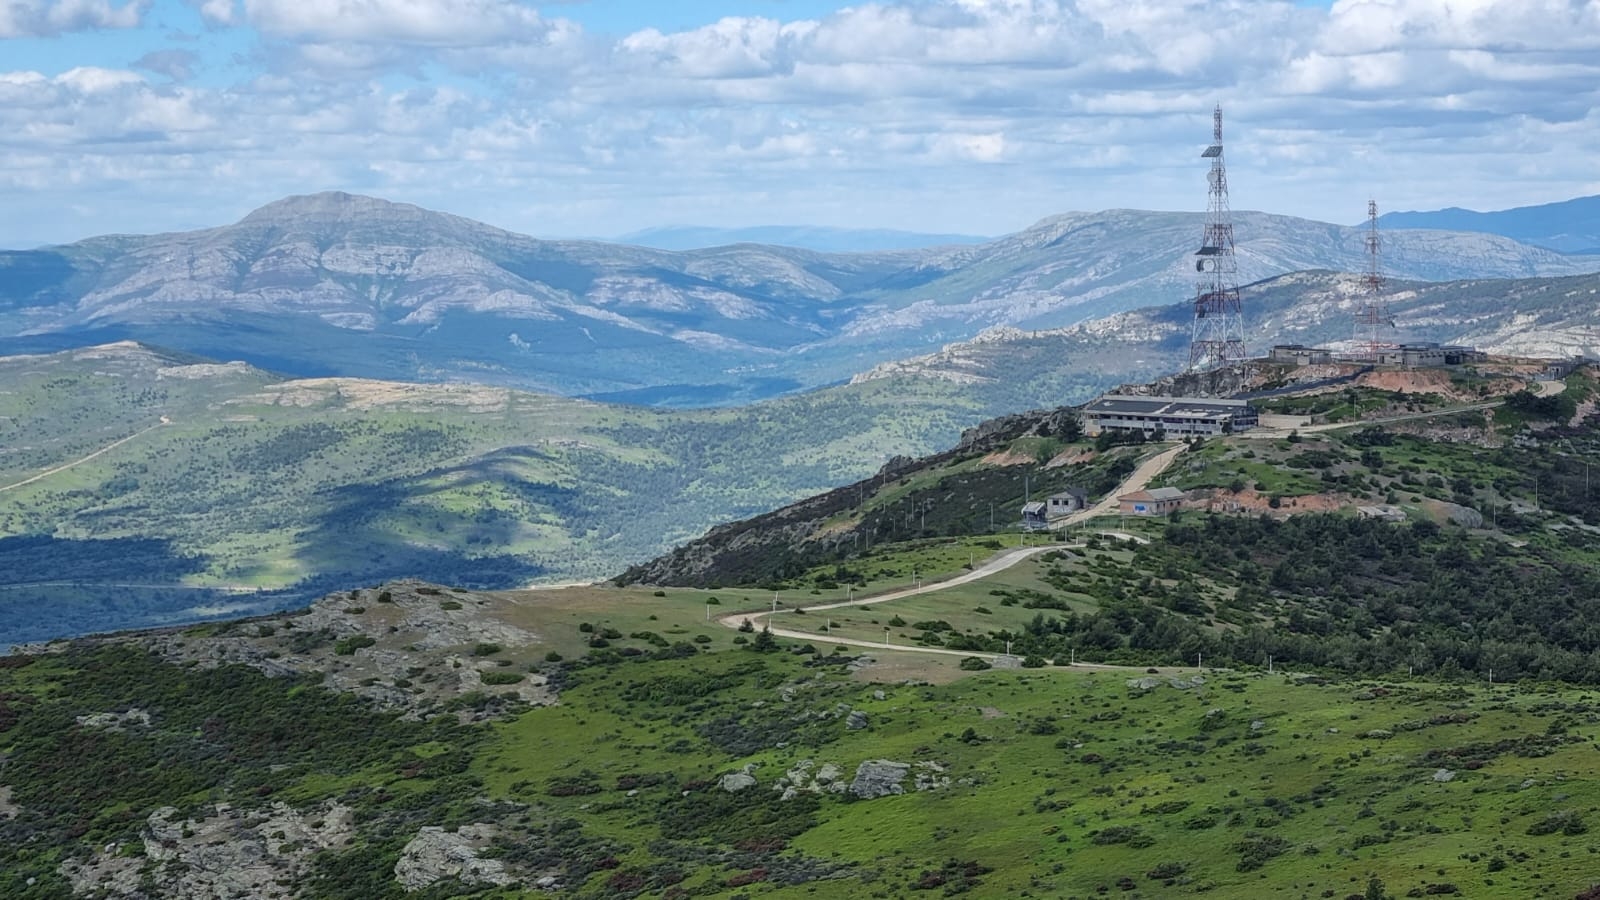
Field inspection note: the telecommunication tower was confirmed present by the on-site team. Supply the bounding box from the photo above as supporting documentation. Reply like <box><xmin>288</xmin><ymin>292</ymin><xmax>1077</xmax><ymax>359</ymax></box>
<box><xmin>1188</xmin><ymin>105</ymin><xmax>1248</xmax><ymax>372</ymax></box>
<box><xmin>1353</xmin><ymin>200</ymin><xmax>1395</xmax><ymax>361</ymax></box>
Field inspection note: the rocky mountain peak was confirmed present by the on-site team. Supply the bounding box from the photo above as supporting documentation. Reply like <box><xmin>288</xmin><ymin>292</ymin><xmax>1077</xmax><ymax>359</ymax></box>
<box><xmin>234</xmin><ymin>191</ymin><xmax>499</xmax><ymax>247</ymax></box>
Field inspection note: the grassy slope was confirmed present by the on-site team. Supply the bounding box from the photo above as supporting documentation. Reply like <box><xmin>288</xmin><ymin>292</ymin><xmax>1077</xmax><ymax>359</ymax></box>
<box><xmin>7</xmin><ymin>619</ymin><xmax>1600</xmax><ymax>899</ymax></box>
<box><xmin>8</xmin><ymin>380</ymin><xmax>1600</xmax><ymax>896</ymax></box>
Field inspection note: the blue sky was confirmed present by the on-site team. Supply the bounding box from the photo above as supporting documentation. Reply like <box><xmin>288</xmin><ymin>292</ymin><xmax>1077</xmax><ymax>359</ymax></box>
<box><xmin>1</xmin><ymin>0</ymin><xmax>1597</xmax><ymax>247</ymax></box>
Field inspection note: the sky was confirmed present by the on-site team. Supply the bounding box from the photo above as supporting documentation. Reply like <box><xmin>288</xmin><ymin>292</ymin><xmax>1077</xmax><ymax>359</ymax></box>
<box><xmin>2</xmin><ymin>0</ymin><xmax>1599</xmax><ymax>247</ymax></box>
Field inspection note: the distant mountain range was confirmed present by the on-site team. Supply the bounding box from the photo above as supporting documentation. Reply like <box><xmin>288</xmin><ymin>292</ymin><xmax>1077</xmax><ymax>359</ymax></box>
<box><xmin>1378</xmin><ymin>194</ymin><xmax>1600</xmax><ymax>255</ymax></box>
<box><xmin>615</xmin><ymin>224</ymin><xmax>991</xmax><ymax>252</ymax></box>
<box><xmin>3</xmin><ymin>191</ymin><xmax>1598</xmax><ymax>408</ymax></box>
<box><xmin>857</xmin><ymin>269</ymin><xmax>1600</xmax><ymax>394</ymax></box>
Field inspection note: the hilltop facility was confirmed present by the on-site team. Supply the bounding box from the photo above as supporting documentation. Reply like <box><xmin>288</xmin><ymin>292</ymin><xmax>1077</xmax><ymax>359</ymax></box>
<box><xmin>1083</xmin><ymin>395</ymin><xmax>1258</xmax><ymax>438</ymax></box>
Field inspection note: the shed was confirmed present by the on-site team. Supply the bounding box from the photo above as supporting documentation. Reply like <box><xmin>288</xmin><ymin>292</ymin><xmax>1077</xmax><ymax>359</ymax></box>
<box><xmin>1117</xmin><ymin>487</ymin><xmax>1185</xmax><ymax>516</ymax></box>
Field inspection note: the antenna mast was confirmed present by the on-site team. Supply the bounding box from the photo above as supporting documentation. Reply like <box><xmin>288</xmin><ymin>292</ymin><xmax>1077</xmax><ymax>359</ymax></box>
<box><xmin>1354</xmin><ymin>199</ymin><xmax>1394</xmax><ymax>361</ymax></box>
<box><xmin>1188</xmin><ymin>105</ymin><xmax>1248</xmax><ymax>372</ymax></box>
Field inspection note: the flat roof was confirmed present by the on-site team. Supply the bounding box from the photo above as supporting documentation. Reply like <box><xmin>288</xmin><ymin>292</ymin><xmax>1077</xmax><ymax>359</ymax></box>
<box><xmin>1120</xmin><ymin>487</ymin><xmax>1185</xmax><ymax>502</ymax></box>
<box><xmin>1084</xmin><ymin>395</ymin><xmax>1254</xmax><ymax>418</ymax></box>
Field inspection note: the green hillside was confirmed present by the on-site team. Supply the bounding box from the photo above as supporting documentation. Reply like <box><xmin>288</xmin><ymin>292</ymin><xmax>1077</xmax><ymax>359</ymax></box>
<box><xmin>5</xmin><ymin>368</ymin><xmax>1600</xmax><ymax>897</ymax></box>
<box><xmin>0</xmin><ymin>343</ymin><xmax>1122</xmax><ymax>644</ymax></box>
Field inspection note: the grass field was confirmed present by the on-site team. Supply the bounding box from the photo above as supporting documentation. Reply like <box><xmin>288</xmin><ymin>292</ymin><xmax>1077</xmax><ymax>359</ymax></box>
<box><xmin>466</xmin><ymin>642</ymin><xmax>1600</xmax><ymax>899</ymax></box>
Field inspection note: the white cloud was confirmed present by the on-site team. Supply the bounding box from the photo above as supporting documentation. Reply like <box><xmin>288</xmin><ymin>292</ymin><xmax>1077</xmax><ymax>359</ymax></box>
<box><xmin>189</xmin><ymin>0</ymin><xmax>236</xmax><ymax>25</ymax></box>
<box><xmin>242</xmin><ymin>0</ymin><xmax>551</xmax><ymax>46</ymax></box>
<box><xmin>0</xmin><ymin>0</ymin><xmax>146</xmax><ymax>38</ymax></box>
<box><xmin>5</xmin><ymin>0</ymin><xmax>1600</xmax><ymax>247</ymax></box>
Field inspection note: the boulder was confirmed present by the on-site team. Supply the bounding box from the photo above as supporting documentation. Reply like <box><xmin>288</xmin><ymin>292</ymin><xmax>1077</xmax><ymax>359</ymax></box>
<box><xmin>394</xmin><ymin>825</ymin><xmax>512</xmax><ymax>891</ymax></box>
<box><xmin>846</xmin><ymin>710</ymin><xmax>869</xmax><ymax>730</ymax></box>
<box><xmin>849</xmin><ymin>760</ymin><xmax>910</xmax><ymax>799</ymax></box>
<box><xmin>719</xmin><ymin>772</ymin><xmax>757</xmax><ymax>792</ymax></box>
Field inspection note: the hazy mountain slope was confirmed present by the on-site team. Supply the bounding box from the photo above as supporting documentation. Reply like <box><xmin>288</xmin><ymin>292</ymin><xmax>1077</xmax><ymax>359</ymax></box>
<box><xmin>1379</xmin><ymin>194</ymin><xmax>1600</xmax><ymax>254</ymax></box>
<box><xmin>857</xmin><ymin>270</ymin><xmax>1600</xmax><ymax>396</ymax></box>
<box><xmin>616</xmin><ymin>224</ymin><xmax>990</xmax><ymax>252</ymax></box>
<box><xmin>3</xmin><ymin>193</ymin><xmax>1597</xmax><ymax>407</ymax></box>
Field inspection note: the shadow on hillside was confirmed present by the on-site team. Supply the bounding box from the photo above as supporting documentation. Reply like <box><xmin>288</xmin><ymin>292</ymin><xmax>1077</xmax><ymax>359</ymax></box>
<box><xmin>294</xmin><ymin>450</ymin><xmax>566</xmax><ymax>591</ymax></box>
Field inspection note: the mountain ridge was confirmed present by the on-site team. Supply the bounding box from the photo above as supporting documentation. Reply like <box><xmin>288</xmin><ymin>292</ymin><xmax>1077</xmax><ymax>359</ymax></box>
<box><xmin>1378</xmin><ymin>193</ymin><xmax>1600</xmax><ymax>254</ymax></box>
<box><xmin>5</xmin><ymin>191</ymin><xmax>1599</xmax><ymax>408</ymax></box>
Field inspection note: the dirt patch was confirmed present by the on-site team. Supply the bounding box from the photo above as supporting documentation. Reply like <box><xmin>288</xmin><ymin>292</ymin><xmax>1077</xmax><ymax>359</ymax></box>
<box><xmin>236</xmin><ymin>378</ymin><xmax>514</xmax><ymax>412</ymax></box>
<box><xmin>1045</xmin><ymin>449</ymin><xmax>1097</xmax><ymax>469</ymax></box>
<box><xmin>979</xmin><ymin>449</ymin><xmax>1034</xmax><ymax>467</ymax></box>
<box><xmin>1353</xmin><ymin>369</ymin><xmax>1465</xmax><ymax>398</ymax></box>
<box><xmin>1195</xmin><ymin>488</ymin><xmax>1353</xmax><ymax>517</ymax></box>
<box><xmin>847</xmin><ymin>654</ymin><xmax>967</xmax><ymax>685</ymax></box>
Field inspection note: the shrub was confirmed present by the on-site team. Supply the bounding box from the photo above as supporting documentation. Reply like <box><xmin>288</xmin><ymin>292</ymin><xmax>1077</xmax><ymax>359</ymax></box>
<box><xmin>480</xmin><ymin>671</ymin><xmax>524</xmax><ymax>686</ymax></box>
<box><xmin>959</xmin><ymin>657</ymin><xmax>991</xmax><ymax>671</ymax></box>
<box><xmin>472</xmin><ymin>642</ymin><xmax>502</xmax><ymax>656</ymax></box>
<box><xmin>1527</xmin><ymin>811</ymin><xmax>1587</xmax><ymax>836</ymax></box>
<box><xmin>332</xmin><ymin>635</ymin><xmax>377</xmax><ymax>656</ymax></box>
<box><xmin>1147</xmin><ymin>861</ymin><xmax>1187</xmax><ymax>880</ymax></box>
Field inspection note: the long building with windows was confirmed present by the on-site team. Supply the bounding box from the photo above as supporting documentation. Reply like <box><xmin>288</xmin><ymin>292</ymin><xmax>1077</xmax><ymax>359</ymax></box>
<box><xmin>1083</xmin><ymin>394</ymin><xmax>1258</xmax><ymax>438</ymax></box>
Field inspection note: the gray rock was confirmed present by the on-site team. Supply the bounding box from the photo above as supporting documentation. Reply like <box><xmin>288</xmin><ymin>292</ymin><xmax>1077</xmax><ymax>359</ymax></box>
<box><xmin>719</xmin><ymin>772</ymin><xmax>757</xmax><ymax>792</ymax></box>
<box><xmin>846</xmin><ymin>710</ymin><xmax>869</xmax><ymax>730</ymax></box>
<box><xmin>913</xmin><ymin>761</ymin><xmax>951</xmax><ymax>792</ymax></box>
<box><xmin>849</xmin><ymin>760</ymin><xmax>910</xmax><ymax>799</ymax></box>
<box><xmin>1432</xmin><ymin>769</ymin><xmax>1456</xmax><ymax>782</ymax></box>
<box><xmin>394</xmin><ymin>825</ymin><xmax>512</xmax><ymax>891</ymax></box>
<box><xmin>873</xmin><ymin>690</ymin><xmax>886</xmax><ymax>701</ymax></box>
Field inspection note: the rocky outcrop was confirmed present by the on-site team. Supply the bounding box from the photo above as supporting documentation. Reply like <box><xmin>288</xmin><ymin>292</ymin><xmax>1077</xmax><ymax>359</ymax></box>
<box><xmin>848</xmin><ymin>760</ymin><xmax>910</xmax><ymax>799</ymax></box>
<box><xmin>394</xmin><ymin>825</ymin><xmax>514</xmax><ymax>891</ymax></box>
<box><xmin>61</xmin><ymin>801</ymin><xmax>353</xmax><ymax>899</ymax></box>
<box><xmin>135</xmin><ymin>581</ymin><xmax>554</xmax><ymax>719</ymax></box>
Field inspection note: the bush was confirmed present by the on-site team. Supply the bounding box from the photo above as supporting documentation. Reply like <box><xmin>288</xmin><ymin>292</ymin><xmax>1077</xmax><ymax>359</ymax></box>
<box><xmin>959</xmin><ymin>657</ymin><xmax>992</xmax><ymax>671</ymax></box>
<box><xmin>471</xmin><ymin>642</ymin><xmax>502</xmax><ymax>656</ymax></box>
<box><xmin>480</xmin><ymin>671</ymin><xmax>524</xmax><ymax>686</ymax></box>
<box><xmin>332</xmin><ymin>634</ymin><xmax>377</xmax><ymax>656</ymax></box>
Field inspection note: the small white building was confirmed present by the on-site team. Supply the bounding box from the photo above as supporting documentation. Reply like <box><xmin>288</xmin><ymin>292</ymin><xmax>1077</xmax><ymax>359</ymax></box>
<box><xmin>1046</xmin><ymin>488</ymin><xmax>1088</xmax><ymax>518</ymax></box>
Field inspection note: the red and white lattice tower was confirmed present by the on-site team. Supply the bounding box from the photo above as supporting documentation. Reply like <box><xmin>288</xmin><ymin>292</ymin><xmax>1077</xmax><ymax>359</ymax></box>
<box><xmin>1189</xmin><ymin>105</ymin><xmax>1248</xmax><ymax>372</ymax></box>
<box><xmin>1353</xmin><ymin>199</ymin><xmax>1395</xmax><ymax>361</ymax></box>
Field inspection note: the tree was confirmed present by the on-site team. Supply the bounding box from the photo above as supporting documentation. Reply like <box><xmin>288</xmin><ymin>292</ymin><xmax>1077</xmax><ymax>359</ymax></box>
<box><xmin>751</xmin><ymin>625</ymin><xmax>779</xmax><ymax>653</ymax></box>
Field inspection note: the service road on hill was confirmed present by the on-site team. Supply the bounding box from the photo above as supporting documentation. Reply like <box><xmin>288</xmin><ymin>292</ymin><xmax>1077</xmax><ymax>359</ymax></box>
<box><xmin>0</xmin><ymin>419</ymin><xmax>171</xmax><ymax>495</ymax></box>
<box><xmin>712</xmin><ymin>441</ymin><xmax>1190</xmax><ymax>669</ymax></box>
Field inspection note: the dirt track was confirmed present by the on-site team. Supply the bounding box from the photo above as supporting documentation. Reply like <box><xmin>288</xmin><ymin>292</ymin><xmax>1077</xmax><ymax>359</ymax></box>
<box><xmin>713</xmin><ymin>443</ymin><xmax>1190</xmax><ymax>668</ymax></box>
